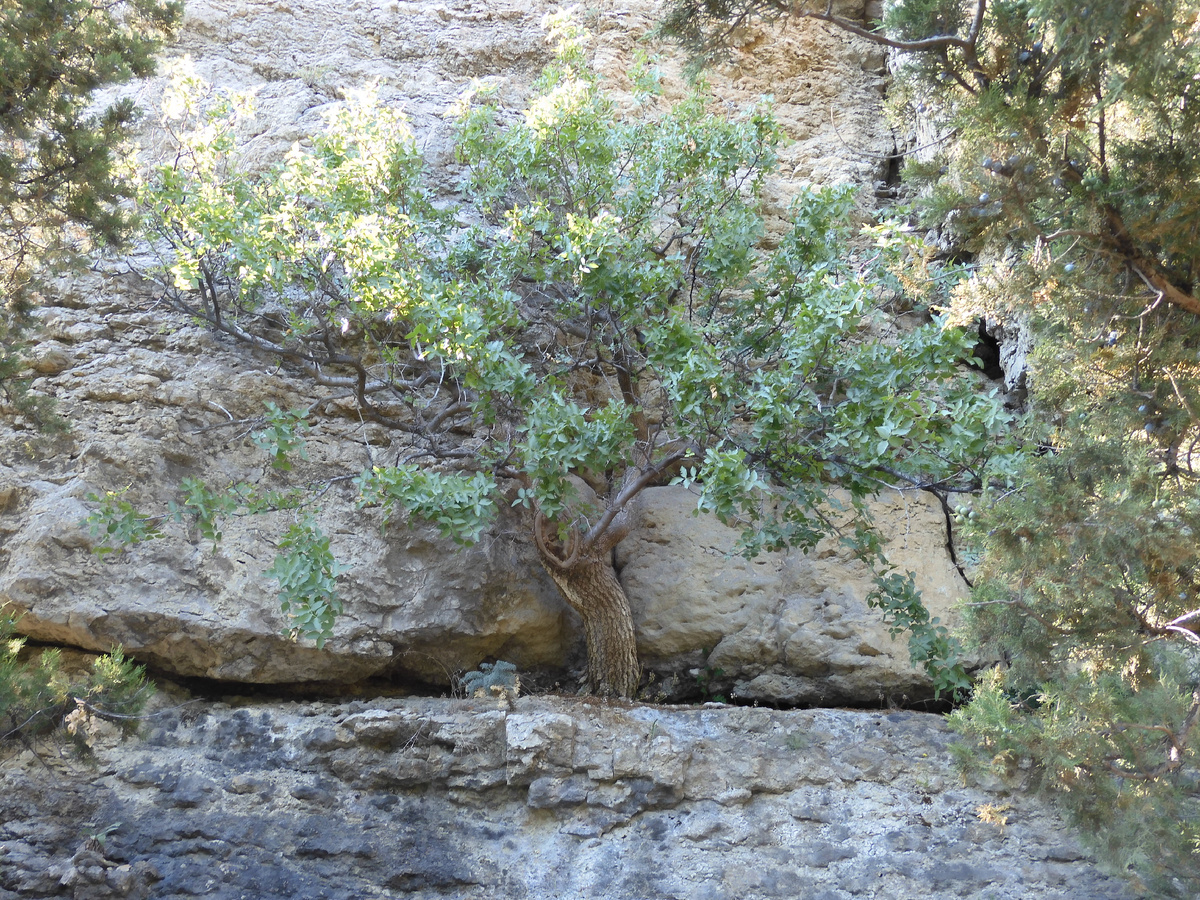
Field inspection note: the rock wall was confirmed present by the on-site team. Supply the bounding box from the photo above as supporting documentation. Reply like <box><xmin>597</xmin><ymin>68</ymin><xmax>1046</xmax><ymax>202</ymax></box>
<box><xmin>623</xmin><ymin>486</ymin><xmax>967</xmax><ymax>705</ymax></box>
<box><xmin>2</xmin><ymin>378</ymin><xmax>965</xmax><ymax>700</ymax></box>
<box><xmin>0</xmin><ymin>0</ymin><xmax>956</xmax><ymax>700</ymax></box>
<box><xmin>0</xmin><ymin>695</ymin><xmax>1136</xmax><ymax>900</ymax></box>
<box><xmin>0</xmin><ymin>5</ymin><xmax>1139</xmax><ymax>898</ymax></box>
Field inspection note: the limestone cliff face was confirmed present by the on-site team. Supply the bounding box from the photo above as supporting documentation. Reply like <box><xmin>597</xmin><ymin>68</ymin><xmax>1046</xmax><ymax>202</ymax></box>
<box><xmin>0</xmin><ymin>695</ymin><xmax>1136</xmax><ymax>900</ymax></box>
<box><xmin>0</xmin><ymin>0</ymin><xmax>963</xmax><ymax>701</ymax></box>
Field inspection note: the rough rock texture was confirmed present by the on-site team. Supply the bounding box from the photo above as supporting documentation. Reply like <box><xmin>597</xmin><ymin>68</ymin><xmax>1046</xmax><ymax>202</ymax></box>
<box><xmin>0</xmin><ymin>695</ymin><xmax>1136</xmax><ymax>900</ymax></box>
<box><xmin>2</xmin><ymin>401</ymin><xmax>964</xmax><ymax>699</ymax></box>
<box><xmin>0</xmin><ymin>0</ymin><xmax>951</xmax><ymax>697</ymax></box>
<box><xmin>988</xmin><ymin>313</ymin><xmax>1032</xmax><ymax>397</ymax></box>
<box><xmin>622</xmin><ymin>486</ymin><xmax>967</xmax><ymax>705</ymax></box>
<box><xmin>2</xmin><ymin>303</ymin><xmax>965</xmax><ymax>696</ymax></box>
<box><xmin>140</xmin><ymin>0</ymin><xmax>895</xmax><ymax>198</ymax></box>
<box><xmin>0</xmin><ymin>283</ymin><xmax>572</xmax><ymax>683</ymax></box>
<box><xmin>0</xmin><ymin>5</ymin><xmax>1118</xmax><ymax>898</ymax></box>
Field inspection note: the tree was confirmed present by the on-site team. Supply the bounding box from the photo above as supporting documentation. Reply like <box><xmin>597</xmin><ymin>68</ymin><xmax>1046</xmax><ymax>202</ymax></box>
<box><xmin>0</xmin><ymin>0</ymin><xmax>181</xmax><ymax>427</ymax></box>
<box><xmin>661</xmin><ymin>0</ymin><xmax>1200</xmax><ymax>890</ymax></box>
<box><xmin>126</xmin><ymin>16</ymin><xmax>1011</xmax><ymax>699</ymax></box>
<box><xmin>1</xmin><ymin>611</ymin><xmax>153</xmax><ymax>750</ymax></box>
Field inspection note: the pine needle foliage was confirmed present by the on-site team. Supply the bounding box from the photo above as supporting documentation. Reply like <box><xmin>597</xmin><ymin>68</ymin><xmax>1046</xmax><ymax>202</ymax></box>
<box><xmin>894</xmin><ymin>2</ymin><xmax>1200</xmax><ymax>889</ymax></box>
<box><xmin>0</xmin><ymin>0</ymin><xmax>180</xmax><ymax>429</ymax></box>
<box><xmin>459</xmin><ymin>660</ymin><xmax>520</xmax><ymax>701</ymax></box>
<box><xmin>1</xmin><ymin>612</ymin><xmax>153</xmax><ymax>746</ymax></box>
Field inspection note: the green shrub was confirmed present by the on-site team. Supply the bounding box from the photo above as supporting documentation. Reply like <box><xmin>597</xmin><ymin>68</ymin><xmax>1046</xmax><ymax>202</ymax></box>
<box><xmin>1</xmin><ymin>613</ymin><xmax>153</xmax><ymax>747</ymax></box>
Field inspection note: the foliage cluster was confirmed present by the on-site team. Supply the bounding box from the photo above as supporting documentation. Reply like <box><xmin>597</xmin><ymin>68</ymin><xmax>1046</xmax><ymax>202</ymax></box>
<box><xmin>1</xmin><ymin>612</ymin><xmax>152</xmax><ymax>749</ymax></box>
<box><xmin>0</xmin><ymin>0</ymin><xmax>179</xmax><ymax>429</ymax></box>
<box><xmin>115</xmin><ymin>15</ymin><xmax>1015</xmax><ymax>695</ymax></box>
<box><xmin>266</xmin><ymin>517</ymin><xmax>347</xmax><ymax>648</ymax></box>
<box><xmin>891</xmin><ymin>2</ymin><xmax>1200</xmax><ymax>890</ymax></box>
<box><xmin>459</xmin><ymin>660</ymin><xmax>521</xmax><ymax>701</ymax></box>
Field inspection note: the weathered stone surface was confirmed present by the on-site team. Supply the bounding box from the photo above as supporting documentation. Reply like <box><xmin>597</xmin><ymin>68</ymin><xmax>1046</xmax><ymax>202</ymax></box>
<box><xmin>0</xmin><ymin>696</ymin><xmax>1138</xmax><ymax>899</ymax></box>
<box><xmin>0</xmin><ymin>365</ymin><xmax>574</xmax><ymax>684</ymax></box>
<box><xmin>0</xmin><ymin>311</ymin><xmax>965</xmax><ymax>697</ymax></box>
<box><xmin>623</xmin><ymin>486</ymin><xmax>967</xmax><ymax>704</ymax></box>
<box><xmin>1</xmin><ymin>418</ymin><xmax>966</xmax><ymax>697</ymax></box>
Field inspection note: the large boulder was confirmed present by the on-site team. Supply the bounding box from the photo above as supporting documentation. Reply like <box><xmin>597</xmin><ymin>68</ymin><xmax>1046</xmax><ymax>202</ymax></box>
<box><xmin>622</xmin><ymin>486</ymin><xmax>967</xmax><ymax>705</ymax></box>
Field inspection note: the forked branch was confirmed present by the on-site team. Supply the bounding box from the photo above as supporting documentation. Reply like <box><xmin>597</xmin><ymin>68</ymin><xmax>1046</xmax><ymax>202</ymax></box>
<box><xmin>534</xmin><ymin>511</ymin><xmax>583</xmax><ymax>569</ymax></box>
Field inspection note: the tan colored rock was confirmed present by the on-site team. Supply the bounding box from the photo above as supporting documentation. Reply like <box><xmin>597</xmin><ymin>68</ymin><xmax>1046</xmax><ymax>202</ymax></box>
<box><xmin>621</xmin><ymin>486</ymin><xmax>966</xmax><ymax>704</ymax></box>
<box><xmin>113</xmin><ymin>0</ymin><xmax>891</xmax><ymax>198</ymax></box>
<box><xmin>0</xmin><ymin>445</ymin><xmax>572</xmax><ymax>683</ymax></box>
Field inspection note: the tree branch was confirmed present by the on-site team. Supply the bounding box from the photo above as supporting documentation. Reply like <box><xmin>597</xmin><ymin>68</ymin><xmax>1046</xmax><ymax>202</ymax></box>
<box><xmin>806</xmin><ymin>0</ymin><xmax>985</xmax><ymax>55</ymax></box>
<box><xmin>1099</xmin><ymin>203</ymin><xmax>1200</xmax><ymax>316</ymax></box>
<box><xmin>161</xmin><ymin>284</ymin><xmax>485</xmax><ymax>437</ymax></box>
<box><xmin>1105</xmin><ymin>689</ymin><xmax>1200</xmax><ymax>780</ymax></box>
<box><xmin>583</xmin><ymin>445</ymin><xmax>696</xmax><ymax>551</ymax></box>
<box><xmin>534</xmin><ymin>511</ymin><xmax>582</xmax><ymax>569</ymax></box>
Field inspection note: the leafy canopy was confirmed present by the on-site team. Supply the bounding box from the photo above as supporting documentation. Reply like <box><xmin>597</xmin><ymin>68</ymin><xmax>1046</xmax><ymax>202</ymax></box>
<box><xmin>660</xmin><ymin>0</ymin><xmax>1200</xmax><ymax>888</ymax></box>
<box><xmin>128</xmin><ymin>15</ymin><xmax>1012</xmax><ymax>691</ymax></box>
<box><xmin>835</xmin><ymin>0</ymin><xmax>1200</xmax><ymax>891</ymax></box>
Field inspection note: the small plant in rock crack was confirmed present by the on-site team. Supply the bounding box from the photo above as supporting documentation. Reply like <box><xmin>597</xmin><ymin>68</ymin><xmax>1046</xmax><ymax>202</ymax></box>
<box><xmin>694</xmin><ymin>653</ymin><xmax>727</xmax><ymax>703</ymax></box>
<box><xmin>1</xmin><ymin>614</ymin><xmax>153</xmax><ymax>748</ymax></box>
<box><xmin>80</xmin><ymin>823</ymin><xmax>123</xmax><ymax>853</ymax></box>
<box><xmin>81</xmin><ymin>401</ymin><xmax>345</xmax><ymax>646</ymax></box>
<box><xmin>459</xmin><ymin>661</ymin><xmax>520</xmax><ymax>703</ymax></box>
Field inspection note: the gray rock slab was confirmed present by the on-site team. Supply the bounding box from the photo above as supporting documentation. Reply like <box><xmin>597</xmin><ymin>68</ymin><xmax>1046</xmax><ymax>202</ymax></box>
<box><xmin>0</xmin><ymin>697</ymin><xmax>1140</xmax><ymax>900</ymax></box>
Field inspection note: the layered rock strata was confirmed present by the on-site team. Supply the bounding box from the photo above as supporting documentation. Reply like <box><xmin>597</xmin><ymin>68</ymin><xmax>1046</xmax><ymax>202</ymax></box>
<box><xmin>0</xmin><ymin>696</ymin><xmax>1134</xmax><ymax>900</ymax></box>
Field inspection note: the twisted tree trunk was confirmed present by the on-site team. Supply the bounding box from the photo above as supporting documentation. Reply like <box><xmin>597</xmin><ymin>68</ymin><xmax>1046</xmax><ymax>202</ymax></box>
<box><xmin>534</xmin><ymin>531</ymin><xmax>640</xmax><ymax>698</ymax></box>
<box><xmin>526</xmin><ymin>467</ymin><xmax>676</xmax><ymax>698</ymax></box>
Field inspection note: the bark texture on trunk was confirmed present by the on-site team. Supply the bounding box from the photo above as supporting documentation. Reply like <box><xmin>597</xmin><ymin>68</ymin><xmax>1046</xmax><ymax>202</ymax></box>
<box><xmin>536</xmin><ymin>543</ymin><xmax>640</xmax><ymax>698</ymax></box>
